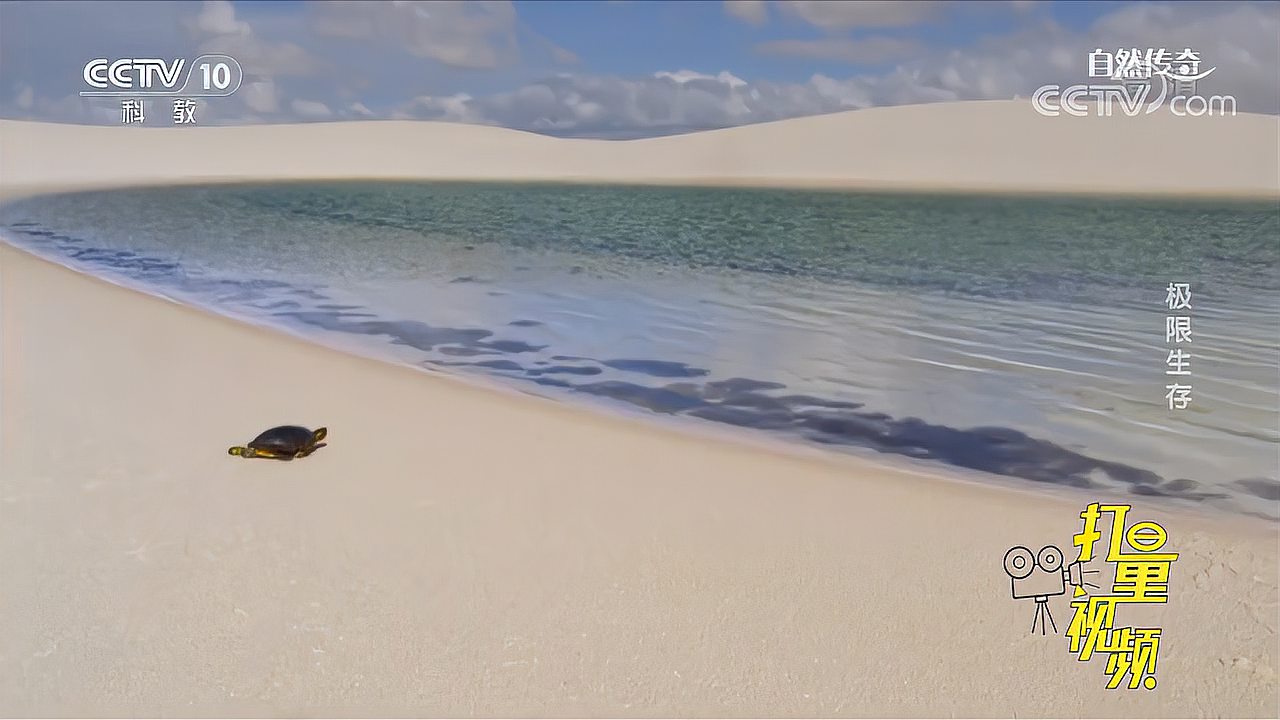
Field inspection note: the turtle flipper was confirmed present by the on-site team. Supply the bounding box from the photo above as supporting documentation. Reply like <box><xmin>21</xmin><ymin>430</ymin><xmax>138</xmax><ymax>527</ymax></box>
<box><xmin>295</xmin><ymin>442</ymin><xmax>327</xmax><ymax>459</ymax></box>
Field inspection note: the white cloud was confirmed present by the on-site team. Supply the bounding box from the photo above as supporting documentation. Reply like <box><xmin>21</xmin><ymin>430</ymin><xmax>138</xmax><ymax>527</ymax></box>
<box><xmin>0</xmin><ymin>0</ymin><xmax>1274</xmax><ymax>133</ymax></box>
<box><xmin>1085</xmin><ymin>1</ymin><xmax>1280</xmax><ymax>113</ymax></box>
<box><xmin>187</xmin><ymin>1</ymin><xmax>318</xmax><ymax>78</ymax></box>
<box><xmin>241</xmin><ymin>80</ymin><xmax>280</xmax><ymax>113</ymax></box>
<box><xmin>759</xmin><ymin>0</ymin><xmax>1037</xmax><ymax>29</ymax></box>
<box><xmin>399</xmin><ymin>93</ymin><xmax>487</xmax><ymax>124</ymax></box>
<box><xmin>724</xmin><ymin>0</ymin><xmax>769</xmax><ymax>26</ymax></box>
<box><xmin>389</xmin><ymin>71</ymin><xmax>850</xmax><ymax>136</ymax></box>
<box><xmin>654</xmin><ymin>70</ymin><xmax>749</xmax><ymax>88</ymax></box>
<box><xmin>755</xmin><ymin>36</ymin><xmax>922</xmax><ymax>63</ymax></box>
<box><xmin>310</xmin><ymin>1</ymin><xmax>519</xmax><ymax>70</ymax></box>
<box><xmin>15</xmin><ymin>84</ymin><xmax>34</xmax><ymax>110</ymax></box>
<box><xmin>778</xmin><ymin>1</ymin><xmax>946</xmax><ymax>30</ymax></box>
<box><xmin>204</xmin><ymin>34</ymin><xmax>317</xmax><ymax>78</ymax></box>
<box><xmin>290</xmin><ymin>99</ymin><xmax>332</xmax><ymax>118</ymax></box>
<box><xmin>387</xmin><ymin>2</ymin><xmax>1279</xmax><ymax>136</ymax></box>
<box><xmin>187</xmin><ymin>0</ymin><xmax>250</xmax><ymax>36</ymax></box>
<box><xmin>551</xmin><ymin>45</ymin><xmax>580</xmax><ymax>65</ymax></box>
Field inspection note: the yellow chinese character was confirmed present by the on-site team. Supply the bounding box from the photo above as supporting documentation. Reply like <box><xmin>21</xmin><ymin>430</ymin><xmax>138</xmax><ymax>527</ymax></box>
<box><xmin>1113</xmin><ymin>560</ymin><xmax>1173</xmax><ymax>602</ymax></box>
<box><xmin>1074</xmin><ymin>503</ymin><xmax>1104</xmax><ymax>564</ymax></box>
<box><xmin>1066</xmin><ymin>596</ymin><xmax>1119</xmax><ymax>661</ymax></box>
<box><xmin>1103</xmin><ymin>507</ymin><xmax>1179</xmax><ymax>563</ymax></box>
<box><xmin>1097</xmin><ymin>625</ymin><xmax>1134</xmax><ymax>654</ymax></box>
<box><xmin>1105</xmin><ymin>628</ymin><xmax>1161</xmax><ymax>690</ymax></box>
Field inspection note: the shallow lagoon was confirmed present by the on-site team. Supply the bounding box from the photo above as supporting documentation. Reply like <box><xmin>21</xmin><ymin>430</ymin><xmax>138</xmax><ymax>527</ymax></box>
<box><xmin>4</xmin><ymin>182</ymin><xmax>1277</xmax><ymax>516</ymax></box>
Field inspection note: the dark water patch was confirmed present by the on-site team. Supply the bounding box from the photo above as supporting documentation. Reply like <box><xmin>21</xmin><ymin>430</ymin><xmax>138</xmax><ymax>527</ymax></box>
<box><xmin>316</xmin><ymin>303</ymin><xmax>364</xmax><ymax>310</ymax></box>
<box><xmin>602</xmin><ymin>359</ymin><xmax>710</xmax><ymax>379</ymax></box>
<box><xmin>1128</xmin><ymin>478</ymin><xmax>1227</xmax><ymax>501</ymax></box>
<box><xmin>281</xmin><ymin>312</ymin><xmax>496</xmax><ymax>352</ymax></box>
<box><xmin>787</xmin><ymin>410</ymin><xmax>1191</xmax><ymax>492</ymax></box>
<box><xmin>450</xmin><ymin>275</ymin><xmax>484</xmax><ymax>284</ymax></box>
<box><xmin>258</xmin><ymin>300</ymin><xmax>303</xmax><ymax>310</ymax></box>
<box><xmin>470</xmin><ymin>359</ymin><xmax>525</xmax><ymax>372</ymax></box>
<box><xmin>445</xmin><ymin>359</ymin><xmax>1210</xmax><ymax>503</ymax></box>
<box><xmin>274</xmin><ymin>309</ymin><xmax>375</xmax><ymax>319</ymax></box>
<box><xmin>437</xmin><ymin>359</ymin><xmax>509</xmax><ymax>370</ymax></box>
<box><xmin>775</xmin><ymin>394</ymin><xmax>864</xmax><ymax>410</ymax></box>
<box><xmin>65</xmin><ymin>247</ymin><xmax>181</xmax><ymax>274</ymax></box>
<box><xmin>572</xmin><ymin>380</ymin><xmax>707</xmax><ymax>414</ymax></box>
<box><xmin>661</xmin><ymin>382</ymin><xmax>705</xmax><ymax>401</ymax></box>
<box><xmin>706</xmin><ymin>378</ymin><xmax>788</xmax><ymax>398</ymax></box>
<box><xmin>799</xmin><ymin>412</ymin><xmax>894</xmax><ymax>441</ymax></box>
<box><xmin>687</xmin><ymin>404</ymin><xmax>797</xmax><ymax>430</ymax></box>
<box><xmin>1235</xmin><ymin>477</ymin><xmax>1280</xmax><ymax>502</ymax></box>
<box><xmin>8</xmin><ymin>226</ymin><xmax>187</xmax><ymax>280</ymax></box>
<box><xmin>529</xmin><ymin>365</ymin><xmax>603</xmax><ymax>377</ymax></box>
<box><xmin>436</xmin><ymin>346</ymin><xmax>496</xmax><ymax>357</ymax></box>
<box><xmin>1094</xmin><ymin>460</ymin><xmax>1163</xmax><ymax>486</ymax></box>
<box><xmin>717</xmin><ymin>392</ymin><xmax>793</xmax><ymax>413</ymax></box>
<box><xmin>508</xmin><ymin>319</ymin><xmax>543</xmax><ymax>327</ymax></box>
<box><xmin>288</xmin><ymin>288</ymin><xmax>330</xmax><ymax>301</ymax></box>
<box><xmin>478</xmin><ymin>339</ymin><xmax>547</xmax><ymax>354</ymax></box>
<box><xmin>532</xmin><ymin>376</ymin><xmax>574</xmax><ymax>389</ymax></box>
<box><xmin>9</xmin><ymin>226</ymin><xmax>81</xmax><ymax>246</ymax></box>
<box><xmin>234</xmin><ymin>278</ymin><xmax>293</xmax><ymax>290</ymax></box>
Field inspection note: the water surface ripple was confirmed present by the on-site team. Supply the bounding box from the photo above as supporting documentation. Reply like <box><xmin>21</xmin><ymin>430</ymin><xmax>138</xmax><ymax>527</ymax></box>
<box><xmin>3</xmin><ymin>182</ymin><xmax>1277</xmax><ymax>518</ymax></box>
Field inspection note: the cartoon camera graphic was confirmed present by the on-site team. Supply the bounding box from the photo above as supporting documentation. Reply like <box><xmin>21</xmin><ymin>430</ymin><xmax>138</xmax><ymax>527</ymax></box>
<box><xmin>1003</xmin><ymin>544</ymin><xmax>1098</xmax><ymax>635</ymax></box>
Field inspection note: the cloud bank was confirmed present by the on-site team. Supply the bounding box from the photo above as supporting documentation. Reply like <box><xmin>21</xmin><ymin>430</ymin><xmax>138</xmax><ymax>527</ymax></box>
<box><xmin>1</xmin><ymin>0</ymin><xmax>1275</xmax><ymax>137</ymax></box>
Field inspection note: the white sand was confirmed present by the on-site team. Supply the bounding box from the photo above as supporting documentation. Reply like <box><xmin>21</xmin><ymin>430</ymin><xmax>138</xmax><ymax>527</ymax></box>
<box><xmin>0</xmin><ymin>102</ymin><xmax>1277</xmax><ymax>717</ymax></box>
<box><xmin>2</xmin><ymin>100</ymin><xmax>1277</xmax><ymax>197</ymax></box>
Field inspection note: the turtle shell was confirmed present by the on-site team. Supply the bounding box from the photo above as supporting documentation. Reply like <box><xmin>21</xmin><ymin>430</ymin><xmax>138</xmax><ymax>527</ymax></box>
<box><xmin>248</xmin><ymin>425</ymin><xmax>317</xmax><ymax>453</ymax></box>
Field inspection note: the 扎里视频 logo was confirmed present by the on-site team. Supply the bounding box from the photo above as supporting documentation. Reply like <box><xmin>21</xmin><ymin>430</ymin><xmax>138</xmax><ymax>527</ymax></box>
<box><xmin>1004</xmin><ymin>502</ymin><xmax>1179</xmax><ymax>691</ymax></box>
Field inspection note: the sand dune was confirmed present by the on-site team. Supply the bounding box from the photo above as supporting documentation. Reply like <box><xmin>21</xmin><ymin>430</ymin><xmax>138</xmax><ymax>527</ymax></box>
<box><xmin>2</xmin><ymin>100</ymin><xmax>1277</xmax><ymax>198</ymax></box>
<box><xmin>0</xmin><ymin>102</ymin><xmax>1277</xmax><ymax>717</ymax></box>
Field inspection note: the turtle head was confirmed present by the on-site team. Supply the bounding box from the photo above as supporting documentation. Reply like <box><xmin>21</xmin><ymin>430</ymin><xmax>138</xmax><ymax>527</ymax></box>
<box><xmin>228</xmin><ymin>446</ymin><xmax>250</xmax><ymax>457</ymax></box>
<box><xmin>312</xmin><ymin>427</ymin><xmax>328</xmax><ymax>444</ymax></box>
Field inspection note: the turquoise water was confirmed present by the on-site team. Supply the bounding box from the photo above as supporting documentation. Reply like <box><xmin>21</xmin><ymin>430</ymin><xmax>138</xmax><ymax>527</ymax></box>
<box><xmin>3</xmin><ymin>182</ymin><xmax>1277</xmax><ymax>517</ymax></box>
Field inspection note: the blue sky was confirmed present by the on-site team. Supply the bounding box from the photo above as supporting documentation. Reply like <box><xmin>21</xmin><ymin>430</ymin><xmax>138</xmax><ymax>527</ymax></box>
<box><xmin>1</xmin><ymin>1</ymin><xmax>1276</xmax><ymax>136</ymax></box>
<box><xmin>514</xmin><ymin>0</ymin><xmax>1051</xmax><ymax>79</ymax></box>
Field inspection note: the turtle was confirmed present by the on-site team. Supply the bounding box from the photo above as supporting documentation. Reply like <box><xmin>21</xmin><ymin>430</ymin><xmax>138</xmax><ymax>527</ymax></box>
<box><xmin>228</xmin><ymin>426</ymin><xmax>328</xmax><ymax>460</ymax></box>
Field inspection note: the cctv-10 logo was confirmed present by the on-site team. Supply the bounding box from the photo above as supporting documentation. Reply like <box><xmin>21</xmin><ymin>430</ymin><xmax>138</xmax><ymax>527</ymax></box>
<box><xmin>81</xmin><ymin>54</ymin><xmax>243</xmax><ymax>97</ymax></box>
